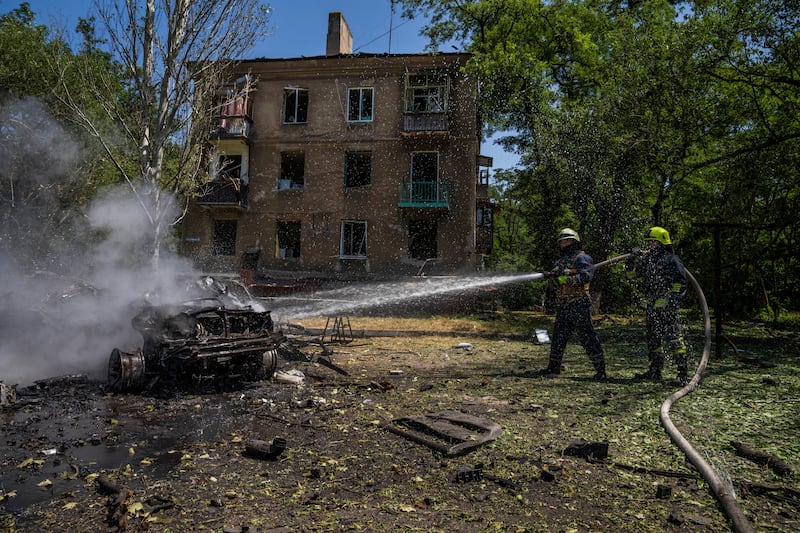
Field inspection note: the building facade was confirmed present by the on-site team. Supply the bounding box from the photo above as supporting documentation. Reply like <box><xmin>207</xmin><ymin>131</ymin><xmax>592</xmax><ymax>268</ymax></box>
<box><xmin>181</xmin><ymin>13</ymin><xmax>493</xmax><ymax>281</ymax></box>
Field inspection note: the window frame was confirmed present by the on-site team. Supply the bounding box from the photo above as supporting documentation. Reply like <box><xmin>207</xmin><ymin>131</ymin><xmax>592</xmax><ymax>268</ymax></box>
<box><xmin>283</xmin><ymin>87</ymin><xmax>309</xmax><ymax>124</ymax></box>
<box><xmin>340</xmin><ymin>220</ymin><xmax>368</xmax><ymax>259</ymax></box>
<box><xmin>404</xmin><ymin>73</ymin><xmax>449</xmax><ymax>114</ymax></box>
<box><xmin>275</xmin><ymin>220</ymin><xmax>301</xmax><ymax>259</ymax></box>
<box><xmin>408</xmin><ymin>220</ymin><xmax>438</xmax><ymax>260</ymax></box>
<box><xmin>411</xmin><ymin>151</ymin><xmax>439</xmax><ymax>183</ymax></box>
<box><xmin>346</xmin><ymin>87</ymin><xmax>374</xmax><ymax>122</ymax></box>
<box><xmin>211</xmin><ymin>219</ymin><xmax>237</xmax><ymax>256</ymax></box>
<box><xmin>344</xmin><ymin>150</ymin><xmax>372</xmax><ymax>188</ymax></box>
<box><xmin>278</xmin><ymin>151</ymin><xmax>305</xmax><ymax>190</ymax></box>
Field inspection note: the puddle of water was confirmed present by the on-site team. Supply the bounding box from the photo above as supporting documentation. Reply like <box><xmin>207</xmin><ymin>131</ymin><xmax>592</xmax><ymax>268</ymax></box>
<box><xmin>1</xmin><ymin>384</ymin><xmax>253</xmax><ymax>515</ymax></box>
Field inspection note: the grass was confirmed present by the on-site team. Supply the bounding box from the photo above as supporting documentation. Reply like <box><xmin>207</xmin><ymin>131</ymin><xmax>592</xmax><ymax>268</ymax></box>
<box><xmin>5</xmin><ymin>311</ymin><xmax>799</xmax><ymax>532</ymax></box>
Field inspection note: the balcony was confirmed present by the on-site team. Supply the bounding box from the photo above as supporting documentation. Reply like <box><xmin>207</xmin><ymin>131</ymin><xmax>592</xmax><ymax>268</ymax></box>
<box><xmin>197</xmin><ymin>179</ymin><xmax>248</xmax><ymax>211</ymax></box>
<box><xmin>476</xmin><ymin>226</ymin><xmax>493</xmax><ymax>255</ymax></box>
<box><xmin>402</xmin><ymin>113</ymin><xmax>448</xmax><ymax>135</ymax></box>
<box><xmin>209</xmin><ymin>116</ymin><xmax>252</xmax><ymax>140</ymax></box>
<box><xmin>399</xmin><ymin>180</ymin><xmax>449</xmax><ymax>209</ymax></box>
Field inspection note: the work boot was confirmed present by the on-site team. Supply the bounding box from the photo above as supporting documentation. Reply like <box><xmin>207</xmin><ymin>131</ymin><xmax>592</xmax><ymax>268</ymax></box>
<box><xmin>592</xmin><ymin>355</ymin><xmax>606</xmax><ymax>381</ymax></box>
<box><xmin>592</xmin><ymin>361</ymin><xmax>607</xmax><ymax>381</ymax></box>
<box><xmin>522</xmin><ymin>364</ymin><xmax>559</xmax><ymax>378</ymax></box>
<box><xmin>671</xmin><ymin>366</ymin><xmax>688</xmax><ymax>386</ymax></box>
<box><xmin>634</xmin><ymin>367</ymin><xmax>662</xmax><ymax>381</ymax></box>
<box><xmin>535</xmin><ymin>362</ymin><xmax>561</xmax><ymax>378</ymax></box>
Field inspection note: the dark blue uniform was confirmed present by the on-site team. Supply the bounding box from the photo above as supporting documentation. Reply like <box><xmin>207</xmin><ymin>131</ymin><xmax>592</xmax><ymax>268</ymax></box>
<box><xmin>635</xmin><ymin>246</ymin><xmax>688</xmax><ymax>382</ymax></box>
<box><xmin>543</xmin><ymin>246</ymin><xmax>605</xmax><ymax>378</ymax></box>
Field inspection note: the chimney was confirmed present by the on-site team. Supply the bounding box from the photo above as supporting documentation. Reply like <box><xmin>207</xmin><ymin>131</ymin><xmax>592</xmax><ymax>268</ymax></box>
<box><xmin>326</xmin><ymin>12</ymin><xmax>353</xmax><ymax>56</ymax></box>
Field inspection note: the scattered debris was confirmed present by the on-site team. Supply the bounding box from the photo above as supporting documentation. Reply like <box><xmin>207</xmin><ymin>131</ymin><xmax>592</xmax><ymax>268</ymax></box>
<box><xmin>732</xmin><ymin>441</ymin><xmax>793</xmax><ymax>476</ymax></box>
<box><xmin>95</xmin><ymin>475</ymin><xmax>133</xmax><ymax>531</ymax></box>
<box><xmin>369</xmin><ymin>380</ymin><xmax>394</xmax><ymax>392</ymax></box>
<box><xmin>274</xmin><ymin>369</ymin><xmax>305</xmax><ymax>385</ymax></box>
<box><xmin>534</xmin><ymin>329</ymin><xmax>551</xmax><ymax>344</ymax></box>
<box><xmin>656</xmin><ymin>484</ymin><xmax>673</xmax><ymax>499</ymax></box>
<box><xmin>244</xmin><ymin>437</ymin><xmax>287</xmax><ymax>461</ymax></box>
<box><xmin>535</xmin><ymin>461</ymin><xmax>559</xmax><ymax>482</ymax></box>
<box><xmin>516</xmin><ymin>455</ymin><xmax>562</xmax><ymax>481</ymax></box>
<box><xmin>738</xmin><ymin>480</ymin><xmax>800</xmax><ymax>505</ymax></box>
<box><xmin>455</xmin><ymin>465</ymin><xmax>483</xmax><ymax>482</ymax></box>
<box><xmin>385</xmin><ymin>410</ymin><xmax>502</xmax><ymax>456</ymax></box>
<box><xmin>34</xmin><ymin>374</ymin><xmax>88</xmax><ymax>389</ymax></box>
<box><xmin>0</xmin><ymin>382</ymin><xmax>15</xmax><ymax>407</ymax></box>
<box><xmin>738</xmin><ymin>356</ymin><xmax>777</xmax><ymax>368</ymax></box>
<box><xmin>563</xmin><ymin>439</ymin><xmax>609</xmax><ymax>461</ymax></box>
<box><xmin>96</xmin><ymin>475</ymin><xmax>122</xmax><ymax>496</ymax></box>
<box><xmin>276</xmin><ymin>336</ymin><xmax>349</xmax><ymax>375</ymax></box>
<box><xmin>455</xmin><ymin>464</ymin><xmax>518</xmax><ymax>489</ymax></box>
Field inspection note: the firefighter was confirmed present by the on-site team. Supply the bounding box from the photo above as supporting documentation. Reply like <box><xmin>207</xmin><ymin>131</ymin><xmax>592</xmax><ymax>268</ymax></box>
<box><xmin>537</xmin><ymin>228</ymin><xmax>606</xmax><ymax>380</ymax></box>
<box><xmin>631</xmin><ymin>226</ymin><xmax>689</xmax><ymax>385</ymax></box>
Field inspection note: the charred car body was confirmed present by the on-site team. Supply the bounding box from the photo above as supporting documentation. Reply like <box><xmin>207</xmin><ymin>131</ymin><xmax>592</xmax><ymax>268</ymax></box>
<box><xmin>108</xmin><ymin>277</ymin><xmax>284</xmax><ymax>392</ymax></box>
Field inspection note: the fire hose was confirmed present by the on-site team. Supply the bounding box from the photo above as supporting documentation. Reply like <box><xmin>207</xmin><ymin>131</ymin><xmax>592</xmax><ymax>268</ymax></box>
<box><xmin>592</xmin><ymin>253</ymin><xmax>755</xmax><ymax>533</ymax></box>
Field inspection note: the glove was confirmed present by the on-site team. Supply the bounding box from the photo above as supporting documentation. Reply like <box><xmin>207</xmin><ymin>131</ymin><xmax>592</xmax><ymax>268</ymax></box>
<box><xmin>630</xmin><ymin>247</ymin><xmax>643</xmax><ymax>256</ymax></box>
<box><xmin>543</xmin><ymin>271</ymin><xmax>556</xmax><ymax>279</ymax></box>
<box><xmin>557</xmin><ymin>275</ymin><xmax>569</xmax><ymax>285</ymax></box>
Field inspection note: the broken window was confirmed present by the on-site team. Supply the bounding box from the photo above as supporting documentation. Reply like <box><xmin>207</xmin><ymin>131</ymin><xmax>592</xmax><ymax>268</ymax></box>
<box><xmin>279</xmin><ymin>151</ymin><xmax>305</xmax><ymax>190</ymax></box>
<box><xmin>408</xmin><ymin>220</ymin><xmax>437</xmax><ymax>260</ymax></box>
<box><xmin>344</xmin><ymin>151</ymin><xmax>371</xmax><ymax>188</ymax></box>
<box><xmin>276</xmin><ymin>220</ymin><xmax>301</xmax><ymax>259</ymax></box>
<box><xmin>283</xmin><ymin>88</ymin><xmax>308</xmax><ymax>124</ymax></box>
<box><xmin>405</xmin><ymin>73</ymin><xmax>449</xmax><ymax>113</ymax></box>
<box><xmin>340</xmin><ymin>220</ymin><xmax>367</xmax><ymax>258</ymax></box>
<box><xmin>347</xmin><ymin>87</ymin><xmax>373</xmax><ymax>122</ymax></box>
<box><xmin>212</xmin><ymin>220</ymin><xmax>237</xmax><ymax>256</ymax></box>
<box><xmin>217</xmin><ymin>154</ymin><xmax>243</xmax><ymax>182</ymax></box>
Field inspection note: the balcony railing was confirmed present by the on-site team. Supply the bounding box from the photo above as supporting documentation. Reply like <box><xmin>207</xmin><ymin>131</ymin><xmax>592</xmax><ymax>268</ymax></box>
<box><xmin>210</xmin><ymin>116</ymin><xmax>252</xmax><ymax>139</ymax></box>
<box><xmin>399</xmin><ymin>180</ymin><xmax>449</xmax><ymax>208</ymax></box>
<box><xmin>197</xmin><ymin>179</ymin><xmax>248</xmax><ymax>210</ymax></box>
<box><xmin>403</xmin><ymin>113</ymin><xmax>448</xmax><ymax>133</ymax></box>
<box><xmin>476</xmin><ymin>226</ymin><xmax>493</xmax><ymax>255</ymax></box>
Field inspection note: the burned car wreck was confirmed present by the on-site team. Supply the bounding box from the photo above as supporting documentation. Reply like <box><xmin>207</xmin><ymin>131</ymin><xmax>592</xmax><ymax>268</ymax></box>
<box><xmin>107</xmin><ymin>277</ymin><xmax>284</xmax><ymax>392</ymax></box>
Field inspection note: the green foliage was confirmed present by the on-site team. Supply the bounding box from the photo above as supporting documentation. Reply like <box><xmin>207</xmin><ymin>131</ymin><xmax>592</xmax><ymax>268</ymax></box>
<box><xmin>0</xmin><ymin>3</ymin><xmax>55</xmax><ymax>97</ymax></box>
<box><xmin>399</xmin><ymin>0</ymin><xmax>800</xmax><ymax>317</ymax></box>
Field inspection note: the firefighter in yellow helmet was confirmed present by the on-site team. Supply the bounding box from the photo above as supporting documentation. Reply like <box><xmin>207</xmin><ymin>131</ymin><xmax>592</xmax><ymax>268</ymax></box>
<box><xmin>631</xmin><ymin>227</ymin><xmax>689</xmax><ymax>385</ymax></box>
<box><xmin>537</xmin><ymin>228</ymin><xmax>606</xmax><ymax>380</ymax></box>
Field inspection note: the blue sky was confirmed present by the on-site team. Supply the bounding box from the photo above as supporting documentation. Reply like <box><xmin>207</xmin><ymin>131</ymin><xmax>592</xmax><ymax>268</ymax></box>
<box><xmin>8</xmin><ymin>0</ymin><xmax>519</xmax><ymax>170</ymax></box>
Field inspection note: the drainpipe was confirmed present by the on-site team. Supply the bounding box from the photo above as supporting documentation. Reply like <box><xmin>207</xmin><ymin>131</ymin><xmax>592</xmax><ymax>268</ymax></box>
<box><xmin>595</xmin><ymin>254</ymin><xmax>755</xmax><ymax>533</ymax></box>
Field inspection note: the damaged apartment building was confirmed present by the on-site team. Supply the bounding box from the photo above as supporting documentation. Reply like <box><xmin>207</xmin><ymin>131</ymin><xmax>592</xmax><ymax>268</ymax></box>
<box><xmin>180</xmin><ymin>12</ymin><xmax>495</xmax><ymax>282</ymax></box>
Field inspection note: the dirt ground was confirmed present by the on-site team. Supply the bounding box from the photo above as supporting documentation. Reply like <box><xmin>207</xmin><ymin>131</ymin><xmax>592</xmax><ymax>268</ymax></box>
<box><xmin>2</xmin><ymin>314</ymin><xmax>799</xmax><ymax>532</ymax></box>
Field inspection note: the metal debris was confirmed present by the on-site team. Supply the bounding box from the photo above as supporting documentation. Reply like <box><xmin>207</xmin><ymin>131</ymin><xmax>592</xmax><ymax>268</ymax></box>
<box><xmin>385</xmin><ymin>410</ymin><xmax>502</xmax><ymax>456</ymax></box>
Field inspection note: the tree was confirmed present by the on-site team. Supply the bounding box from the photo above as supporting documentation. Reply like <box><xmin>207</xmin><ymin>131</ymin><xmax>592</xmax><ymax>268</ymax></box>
<box><xmin>0</xmin><ymin>4</ymin><xmax>91</xmax><ymax>271</ymax></box>
<box><xmin>398</xmin><ymin>0</ymin><xmax>800</xmax><ymax>316</ymax></box>
<box><xmin>50</xmin><ymin>0</ymin><xmax>271</xmax><ymax>270</ymax></box>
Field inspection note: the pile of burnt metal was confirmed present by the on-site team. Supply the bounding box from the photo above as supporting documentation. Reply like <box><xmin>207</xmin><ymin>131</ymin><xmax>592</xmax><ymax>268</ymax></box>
<box><xmin>107</xmin><ymin>277</ymin><xmax>284</xmax><ymax>393</ymax></box>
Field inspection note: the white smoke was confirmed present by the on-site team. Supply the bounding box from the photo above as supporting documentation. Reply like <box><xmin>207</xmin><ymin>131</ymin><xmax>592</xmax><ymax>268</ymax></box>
<box><xmin>0</xmin><ymin>96</ymin><xmax>198</xmax><ymax>386</ymax></box>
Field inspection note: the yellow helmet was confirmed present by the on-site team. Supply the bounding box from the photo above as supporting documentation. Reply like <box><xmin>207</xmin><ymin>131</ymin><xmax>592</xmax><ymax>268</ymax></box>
<box><xmin>644</xmin><ymin>226</ymin><xmax>671</xmax><ymax>245</ymax></box>
<box><xmin>557</xmin><ymin>227</ymin><xmax>580</xmax><ymax>243</ymax></box>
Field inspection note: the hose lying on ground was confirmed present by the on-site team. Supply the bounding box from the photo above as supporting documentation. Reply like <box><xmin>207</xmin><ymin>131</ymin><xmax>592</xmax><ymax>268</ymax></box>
<box><xmin>592</xmin><ymin>253</ymin><xmax>754</xmax><ymax>533</ymax></box>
